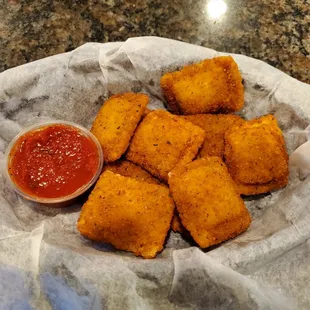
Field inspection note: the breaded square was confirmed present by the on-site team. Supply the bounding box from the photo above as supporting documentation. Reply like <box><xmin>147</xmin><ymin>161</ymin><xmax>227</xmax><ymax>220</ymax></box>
<box><xmin>103</xmin><ymin>160</ymin><xmax>161</xmax><ymax>185</ymax></box>
<box><xmin>91</xmin><ymin>93</ymin><xmax>148</xmax><ymax>162</ymax></box>
<box><xmin>160</xmin><ymin>56</ymin><xmax>244</xmax><ymax>115</ymax></box>
<box><xmin>77</xmin><ymin>171</ymin><xmax>174</xmax><ymax>259</ymax></box>
<box><xmin>103</xmin><ymin>162</ymin><xmax>177</xmax><ymax>235</ymax></box>
<box><xmin>224</xmin><ymin>115</ymin><xmax>289</xmax><ymax>195</ymax></box>
<box><xmin>104</xmin><ymin>161</ymin><xmax>179</xmax><ymax>233</ymax></box>
<box><xmin>183</xmin><ymin>114</ymin><xmax>244</xmax><ymax>159</ymax></box>
<box><xmin>126</xmin><ymin>110</ymin><xmax>205</xmax><ymax>181</ymax></box>
<box><xmin>168</xmin><ymin>157</ymin><xmax>251</xmax><ymax>248</ymax></box>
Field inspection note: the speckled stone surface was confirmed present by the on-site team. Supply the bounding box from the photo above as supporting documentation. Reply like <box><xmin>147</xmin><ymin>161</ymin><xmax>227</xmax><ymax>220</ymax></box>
<box><xmin>0</xmin><ymin>0</ymin><xmax>309</xmax><ymax>83</ymax></box>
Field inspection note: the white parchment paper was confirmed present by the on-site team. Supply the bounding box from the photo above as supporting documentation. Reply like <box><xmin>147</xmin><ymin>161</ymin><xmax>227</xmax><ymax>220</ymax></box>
<box><xmin>1</xmin><ymin>37</ymin><xmax>310</xmax><ymax>310</ymax></box>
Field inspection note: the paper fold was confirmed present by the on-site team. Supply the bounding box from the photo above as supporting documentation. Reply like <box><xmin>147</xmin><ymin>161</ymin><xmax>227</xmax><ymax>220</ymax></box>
<box><xmin>1</xmin><ymin>37</ymin><xmax>310</xmax><ymax>309</ymax></box>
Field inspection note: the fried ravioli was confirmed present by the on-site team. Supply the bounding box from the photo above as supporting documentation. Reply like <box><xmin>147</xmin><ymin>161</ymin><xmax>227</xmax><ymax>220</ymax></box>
<box><xmin>91</xmin><ymin>93</ymin><xmax>148</xmax><ymax>162</ymax></box>
<box><xmin>224</xmin><ymin>115</ymin><xmax>289</xmax><ymax>195</ymax></box>
<box><xmin>169</xmin><ymin>157</ymin><xmax>251</xmax><ymax>248</ymax></box>
<box><xmin>126</xmin><ymin>110</ymin><xmax>205</xmax><ymax>182</ymax></box>
<box><xmin>77</xmin><ymin>171</ymin><xmax>174</xmax><ymax>259</ymax></box>
<box><xmin>103</xmin><ymin>160</ymin><xmax>161</xmax><ymax>185</ymax></box>
<box><xmin>160</xmin><ymin>56</ymin><xmax>244</xmax><ymax>115</ymax></box>
<box><xmin>104</xmin><ymin>161</ymin><xmax>178</xmax><ymax>233</ymax></box>
<box><xmin>183</xmin><ymin>114</ymin><xmax>244</xmax><ymax>159</ymax></box>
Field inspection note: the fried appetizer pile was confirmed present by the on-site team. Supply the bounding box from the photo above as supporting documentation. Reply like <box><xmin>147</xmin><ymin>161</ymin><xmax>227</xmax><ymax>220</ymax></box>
<box><xmin>160</xmin><ymin>56</ymin><xmax>244</xmax><ymax>115</ymax></box>
<box><xmin>224</xmin><ymin>115</ymin><xmax>289</xmax><ymax>195</ymax></box>
<box><xmin>76</xmin><ymin>54</ymin><xmax>289</xmax><ymax>259</ymax></box>
<box><xmin>126</xmin><ymin>110</ymin><xmax>205</xmax><ymax>182</ymax></box>
<box><xmin>169</xmin><ymin>158</ymin><xmax>251</xmax><ymax>248</ymax></box>
<box><xmin>183</xmin><ymin>114</ymin><xmax>244</xmax><ymax>159</ymax></box>
<box><xmin>103</xmin><ymin>160</ymin><xmax>161</xmax><ymax>185</ymax></box>
<box><xmin>77</xmin><ymin>171</ymin><xmax>174</xmax><ymax>259</ymax></box>
<box><xmin>91</xmin><ymin>93</ymin><xmax>148</xmax><ymax>162</ymax></box>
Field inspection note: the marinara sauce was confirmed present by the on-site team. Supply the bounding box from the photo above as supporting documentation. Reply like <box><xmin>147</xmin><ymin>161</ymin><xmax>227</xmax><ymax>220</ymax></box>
<box><xmin>8</xmin><ymin>124</ymin><xmax>100</xmax><ymax>199</ymax></box>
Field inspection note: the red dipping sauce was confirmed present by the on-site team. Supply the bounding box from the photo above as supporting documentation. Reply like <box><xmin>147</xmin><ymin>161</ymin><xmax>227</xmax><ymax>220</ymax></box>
<box><xmin>6</xmin><ymin>122</ymin><xmax>103</xmax><ymax>202</ymax></box>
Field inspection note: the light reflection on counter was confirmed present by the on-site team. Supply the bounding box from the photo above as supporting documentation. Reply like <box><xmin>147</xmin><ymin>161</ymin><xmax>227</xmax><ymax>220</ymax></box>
<box><xmin>207</xmin><ymin>0</ymin><xmax>227</xmax><ymax>19</ymax></box>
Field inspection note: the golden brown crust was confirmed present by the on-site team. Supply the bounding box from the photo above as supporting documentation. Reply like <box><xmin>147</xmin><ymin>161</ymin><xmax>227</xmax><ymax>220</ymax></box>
<box><xmin>171</xmin><ymin>212</ymin><xmax>186</xmax><ymax>233</ymax></box>
<box><xmin>182</xmin><ymin>114</ymin><xmax>244</xmax><ymax>159</ymax></box>
<box><xmin>91</xmin><ymin>93</ymin><xmax>149</xmax><ymax>162</ymax></box>
<box><xmin>103</xmin><ymin>160</ymin><xmax>161</xmax><ymax>185</ymax></box>
<box><xmin>126</xmin><ymin>110</ymin><xmax>205</xmax><ymax>182</ymax></box>
<box><xmin>235</xmin><ymin>176</ymin><xmax>288</xmax><ymax>196</ymax></box>
<box><xmin>224</xmin><ymin>114</ymin><xmax>289</xmax><ymax>195</ymax></box>
<box><xmin>77</xmin><ymin>171</ymin><xmax>174</xmax><ymax>259</ymax></box>
<box><xmin>160</xmin><ymin>73</ymin><xmax>182</xmax><ymax>114</ymax></box>
<box><xmin>143</xmin><ymin>107</ymin><xmax>152</xmax><ymax>118</ymax></box>
<box><xmin>168</xmin><ymin>157</ymin><xmax>251</xmax><ymax>248</ymax></box>
<box><xmin>160</xmin><ymin>56</ymin><xmax>244</xmax><ymax>115</ymax></box>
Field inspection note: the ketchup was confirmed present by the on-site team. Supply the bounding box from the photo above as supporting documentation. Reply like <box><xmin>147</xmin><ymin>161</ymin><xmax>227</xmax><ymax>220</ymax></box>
<box><xmin>8</xmin><ymin>124</ymin><xmax>100</xmax><ymax>199</ymax></box>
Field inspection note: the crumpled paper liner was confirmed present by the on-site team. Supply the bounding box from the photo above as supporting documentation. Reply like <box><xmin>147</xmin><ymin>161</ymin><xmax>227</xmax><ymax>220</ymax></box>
<box><xmin>0</xmin><ymin>37</ymin><xmax>310</xmax><ymax>309</ymax></box>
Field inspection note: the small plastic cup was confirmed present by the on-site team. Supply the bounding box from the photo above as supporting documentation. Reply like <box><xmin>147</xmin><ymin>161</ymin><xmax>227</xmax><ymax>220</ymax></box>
<box><xmin>3</xmin><ymin>121</ymin><xmax>103</xmax><ymax>207</ymax></box>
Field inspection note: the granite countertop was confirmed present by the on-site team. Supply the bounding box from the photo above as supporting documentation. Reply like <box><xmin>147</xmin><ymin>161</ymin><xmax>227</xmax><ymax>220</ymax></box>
<box><xmin>0</xmin><ymin>0</ymin><xmax>309</xmax><ymax>84</ymax></box>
